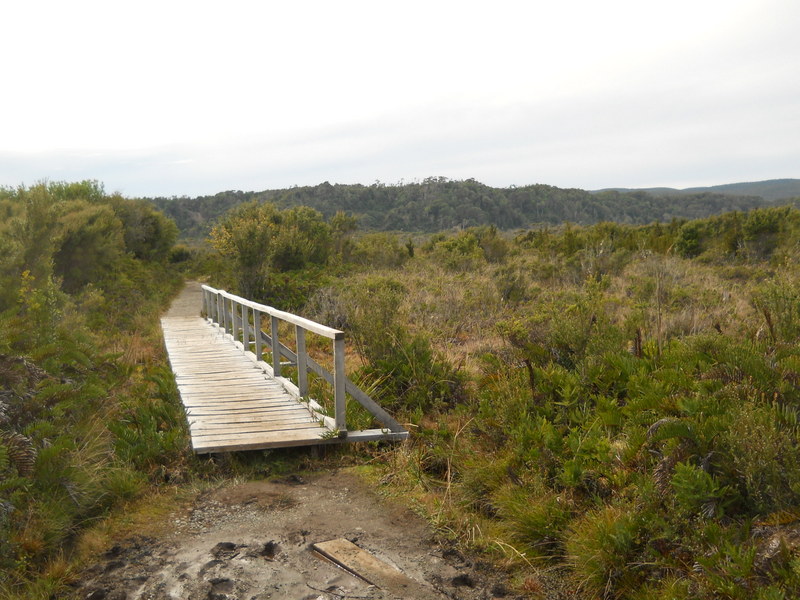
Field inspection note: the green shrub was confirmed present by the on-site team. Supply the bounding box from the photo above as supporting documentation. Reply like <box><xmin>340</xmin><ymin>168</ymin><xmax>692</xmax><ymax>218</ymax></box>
<box><xmin>720</xmin><ymin>402</ymin><xmax>800</xmax><ymax>515</ymax></box>
<box><xmin>670</xmin><ymin>462</ymin><xmax>738</xmax><ymax>519</ymax></box>
<box><xmin>358</xmin><ymin>331</ymin><xmax>466</xmax><ymax>416</ymax></box>
<box><xmin>493</xmin><ymin>481</ymin><xmax>572</xmax><ymax>557</ymax></box>
<box><xmin>565</xmin><ymin>504</ymin><xmax>642</xmax><ymax>598</ymax></box>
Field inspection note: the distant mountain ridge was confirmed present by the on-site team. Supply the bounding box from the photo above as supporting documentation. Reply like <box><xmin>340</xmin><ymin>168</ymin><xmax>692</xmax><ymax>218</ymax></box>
<box><xmin>150</xmin><ymin>178</ymin><xmax>799</xmax><ymax>238</ymax></box>
<box><xmin>594</xmin><ymin>178</ymin><xmax>800</xmax><ymax>202</ymax></box>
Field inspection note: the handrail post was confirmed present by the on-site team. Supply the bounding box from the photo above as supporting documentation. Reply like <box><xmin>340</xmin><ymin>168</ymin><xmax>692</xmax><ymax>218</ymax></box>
<box><xmin>201</xmin><ymin>288</ymin><xmax>207</xmax><ymax>318</ymax></box>
<box><xmin>254</xmin><ymin>309</ymin><xmax>262</xmax><ymax>360</ymax></box>
<box><xmin>271</xmin><ymin>315</ymin><xmax>281</xmax><ymax>377</ymax></box>
<box><xmin>234</xmin><ymin>300</ymin><xmax>241</xmax><ymax>342</ymax></box>
<box><xmin>296</xmin><ymin>326</ymin><xmax>308</xmax><ymax>398</ymax></box>
<box><xmin>333</xmin><ymin>335</ymin><xmax>346</xmax><ymax>433</ymax></box>
<box><xmin>228</xmin><ymin>297</ymin><xmax>235</xmax><ymax>335</ymax></box>
<box><xmin>241</xmin><ymin>302</ymin><xmax>249</xmax><ymax>349</ymax></box>
<box><xmin>231</xmin><ymin>299</ymin><xmax>239</xmax><ymax>339</ymax></box>
<box><xmin>215</xmin><ymin>292</ymin><xmax>222</xmax><ymax>327</ymax></box>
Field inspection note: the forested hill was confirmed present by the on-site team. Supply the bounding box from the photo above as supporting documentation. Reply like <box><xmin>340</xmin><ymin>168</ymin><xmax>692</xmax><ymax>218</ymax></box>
<box><xmin>149</xmin><ymin>177</ymin><xmax>793</xmax><ymax>238</ymax></box>
<box><xmin>596</xmin><ymin>178</ymin><xmax>800</xmax><ymax>202</ymax></box>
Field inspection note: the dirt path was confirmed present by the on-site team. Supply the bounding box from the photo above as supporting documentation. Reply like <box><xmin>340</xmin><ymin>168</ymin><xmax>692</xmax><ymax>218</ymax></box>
<box><xmin>74</xmin><ymin>283</ymin><xmax>513</xmax><ymax>600</ymax></box>
<box><xmin>77</xmin><ymin>472</ymin><xmax>509</xmax><ymax>600</ymax></box>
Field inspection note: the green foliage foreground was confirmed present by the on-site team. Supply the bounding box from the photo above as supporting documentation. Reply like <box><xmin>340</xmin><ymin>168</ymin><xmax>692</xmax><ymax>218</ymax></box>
<box><xmin>301</xmin><ymin>209</ymin><xmax>800</xmax><ymax>599</ymax></box>
<box><xmin>0</xmin><ymin>182</ymin><xmax>187</xmax><ymax>596</ymax></box>
<box><xmin>3</xmin><ymin>182</ymin><xmax>800</xmax><ymax>600</ymax></box>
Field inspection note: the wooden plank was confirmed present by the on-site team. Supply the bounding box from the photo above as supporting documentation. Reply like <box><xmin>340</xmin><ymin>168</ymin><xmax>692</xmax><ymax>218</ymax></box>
<box><xmin>169</xmin><ymin>365</ymin><xmax>250</xmax><ymax>374</ymax></box>
<box><xmin>190</xmin><ymin>422</ymin><xmax>321</xmax><ymax>436</ymax></box>
<box><xmin>176</xmin><ymin>380</ymin><xmax>277</xmax><ymax>390</ymax></box>
<box><xmin>187</xmin><ymin>412</ymin><xmax>315</xmax><ymax>426</ymax></box>
<box><xmin>178</xmin><ymin>391</ymin><xmax>291</xmax><ymax>402</ymax></box>
<box><xmin>185</xmin><ymin>403</ymin><xmax>310</xmax><ymax>414</ymax></box>
<box><xmin>343</xmin><ymin>429</ymin><xmax>409</xmax><ymax>442</ymax></box>
<box><xmin>182</xmin><ymin>400</ymin><xmax>299</xmax><ymax>410</ymax></box>
<box><xmin>186</xmin><ymin>409</ymin><xmax>307</xmax><ymax>418</ymax></box>
<box><xmin>177</xmin><ymin>379</ymin><xmax>277</xmax><ymax>386</ymax></box>
<box><xmin>311</xmin><ymin>539</ymin><xmax>430</xmax><ymax>598</ymax></box>
<box><xmin>186</xmin><ymin>406</ymin><xmax>305</xmax><ymax>416</ymax></box>
<box><xmin>181</xmin><ymin>395</ymin><xmax>300</xmax><ymax>406</ymax></box>
<box><xmin>190</xmin><ymin>428</ymin><xmax>333</xmax><ymax>453</ymax></box>
<box><xmin>190</xmin><ymin>420</ymin><xmax>320</xmax><ymax>434</ymax></box>
<box><xmin>179</xmin><ymin>387</ymin><xmax>290</xmax><ymax>397</ymax></box>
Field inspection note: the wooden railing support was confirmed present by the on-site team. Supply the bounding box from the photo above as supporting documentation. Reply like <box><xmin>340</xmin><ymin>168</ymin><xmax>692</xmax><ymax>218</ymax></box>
<box><xmin>241</xmin><ymin>302</ymin><xmax>249</xmax><ymax>348</ymax></box>
<box><xmin>200</xmin><ymin>285</ymin><xmax>409</xmax><ymax>439</ymax></box>
<box><xmin>254</xmin><ymin>309</ymin><xmax>263</xmax><ymax>359</ymax></box>
<box><xmin>333</xmin><ymin>336</ymin><xmax>346</xmax><ymax>433</ymax></box>
<box><xmin>270</xmin><ymin>315</ymin><xmax>281</xmax><ymax>377</ymax></box>
<box><xmin>296</xmin><ymin>326</ymin><xmax>308</xmax><ymax>398</ymax></box>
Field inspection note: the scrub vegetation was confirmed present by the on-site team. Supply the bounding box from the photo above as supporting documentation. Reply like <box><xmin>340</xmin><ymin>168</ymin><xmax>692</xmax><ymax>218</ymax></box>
<box><xmin>0</xmin><ymin>181</ymin><xmax>186</xmax><ymax>597</ymax></box>
<box><xmin>3</xmin><ymin>178</ymin><xmax>800</xmax><ymax>599</ymax></box>
<box><xmin>205</xmin><ymin>196</ymin><xmax>800</xmax><ymax>598</ymax></box>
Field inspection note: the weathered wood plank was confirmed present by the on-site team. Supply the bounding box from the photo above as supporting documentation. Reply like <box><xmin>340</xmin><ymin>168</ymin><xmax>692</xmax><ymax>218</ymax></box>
<box><xmin>311</xmin><ymin>538</ymin><xmax>430</xmax><ymax>597</ymax></box>
<box><xmin>190</xmin><ymin>428</ymin><xmax>332</xmax><ymax>453</ymax></box>
<box><xmin>189</xmin><ymin>422</ymin><xmax>321</xmax><ymax>436</ymax></box>
<box><xmin>185</xmin><ymin>404</ymin><xmax>308</xmax><ymax>414</ymax></box>
<box><xmin>187</xmin><ymin>411</ymin><xmax>314</xmax><ymax>425</ymax></box>
<box><xmin>180</xmin><ymin>393</ymin><xmax>299</xmax><ymax>404</ymax></box>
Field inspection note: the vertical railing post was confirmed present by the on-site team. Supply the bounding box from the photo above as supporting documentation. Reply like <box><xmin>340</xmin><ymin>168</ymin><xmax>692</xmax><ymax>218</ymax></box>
<box><xmin>271</xmin><ymin>315</ymin><xmax>281</xmax><ymax>377</ymax></box>
<box><xmin>219</xmin><ymin>293</ymin><xmax>226</xmax><ymax>331</ymax></box>
<box><xmin>254</xmin><ymin>309</ymin><xmax>263</xmax><ymax>360</ymax></box>
<box><xmin>333</xmin><ymin>335</ymin><xmax>346</xmax><ymax>433</ymax></box>
<box><xmin>233</xmin><ymin>300</ymin><xmax>241</xmax><ymax>343</ymax></box>
<box><xmin>296</xmin><ymin>326</ymin><xmax>308</xmax><ymax>398</ymax></box>
<box><xmin>241</xmin><ymin>302</ymin><xmax>249</xmax><ymax>349</ymax></box>
<box><xmin>201</xmin><ymin>288</ymin><xmax>207</xmax><ymax>318</ymax></box>
<box><xmin>224</xmin><ymin>297</ymin><xmax>231</xmax><ymax>334</ymax></box>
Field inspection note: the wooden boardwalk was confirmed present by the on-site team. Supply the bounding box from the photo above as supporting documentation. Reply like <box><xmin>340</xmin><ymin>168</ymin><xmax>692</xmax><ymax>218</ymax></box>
<box><xmin>161</xmin><ymin>284</ymin><xmax>408</xmax><ymax>453</ymax></box>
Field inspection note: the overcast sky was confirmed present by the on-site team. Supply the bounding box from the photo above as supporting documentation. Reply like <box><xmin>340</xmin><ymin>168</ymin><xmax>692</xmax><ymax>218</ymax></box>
<box><xmin>1</xmin><ymin>0</ymin><xmax>798</xmax><ymax>198</ymax></box>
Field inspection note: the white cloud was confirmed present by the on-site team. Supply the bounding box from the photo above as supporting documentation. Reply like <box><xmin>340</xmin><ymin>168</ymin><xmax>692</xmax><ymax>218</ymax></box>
<box><xmin>0</xmin><ymin>0</ymin><xmax>797</xmax><ymax>195</ymax></box>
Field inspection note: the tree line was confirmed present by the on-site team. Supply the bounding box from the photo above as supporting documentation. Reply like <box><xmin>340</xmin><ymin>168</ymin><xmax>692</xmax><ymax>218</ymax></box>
<box><xmin>149</xmin><ymin>177</ymin><xmax>791</xmax><ymax>239</ymax></box>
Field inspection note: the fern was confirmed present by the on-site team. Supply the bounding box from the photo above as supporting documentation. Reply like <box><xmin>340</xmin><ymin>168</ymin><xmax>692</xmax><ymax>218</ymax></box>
<box><xmin>646</xmin><ymin>418</ymin><xmax>695</xmax><ymax>443</ymax></box>
<box><xmin>772</xmin><ymin>400</ymin><xmax>800</xmax><ymax>433</ymax></box>
<box><xmin>0</xmin><ymin>431</ymin><xmax>36</xmax><ymax>476</ymax></box>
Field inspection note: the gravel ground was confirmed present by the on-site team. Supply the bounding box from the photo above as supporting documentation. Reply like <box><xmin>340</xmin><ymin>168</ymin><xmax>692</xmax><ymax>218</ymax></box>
<box><xmin>74</xmin><ymin>472</ymin><xmax>517</xmax><ymax>600</ymax></box>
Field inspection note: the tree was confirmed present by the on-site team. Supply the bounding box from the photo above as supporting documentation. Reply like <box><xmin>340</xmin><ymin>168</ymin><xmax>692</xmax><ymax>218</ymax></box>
<box><xmin>209</xmin><ymin>202</ymin><xmax>333</xmax><ymax>300</ymax></box>
<box><xmin>110</xmin><ymin>197</ymin><xmax>178</xmax><ymax>260</ymax></box>
<box><xmin>53</xmin><ymin>201</ymin><xmax>125</xmax><ymax>293</ymax></box>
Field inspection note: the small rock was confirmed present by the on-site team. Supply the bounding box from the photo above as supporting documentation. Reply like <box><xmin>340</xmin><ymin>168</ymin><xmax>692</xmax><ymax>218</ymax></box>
<box><xmin>452</xmin><ymin>573</ymin><xmax>476</xmax><ymax>588</ymax></box>
<box><xmin>199</xmin><ymin>559</ymin><xmax>225</xmax><ymax>575</ymax></box>
<box><xmin>491</xmin><ymin>582</ymin><xmax>509</xmax><ymax>597</ymax></box>
<box><xmin>103</xmin><ymin>560</ymin><xmax>124</xmax><ymax>573</ymax></box>
<box><xmin>211</xmin><ymin>542</ymin><xmax>239</xmax><ymax>559</ymax></box>
<box><xmin>260</xmin><ymin>541</ymin><xmax>280</xmax><ymax>560</ymax></box>
<box><xmin>210</xmin><ymin>578</ymin><xmax>235</xmax><ymax>593</ymax></box>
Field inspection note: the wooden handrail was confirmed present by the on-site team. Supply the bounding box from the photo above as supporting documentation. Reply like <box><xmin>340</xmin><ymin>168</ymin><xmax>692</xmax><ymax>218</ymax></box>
<box><xmin>199</xmin><ymin>285</ymin><xmax>406</xmax><ymax>436</ymax></box>
<box><xmin>202</xmin><ymin>285</ymin><xmax>343</xmax><ymax>339</ymax></box>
